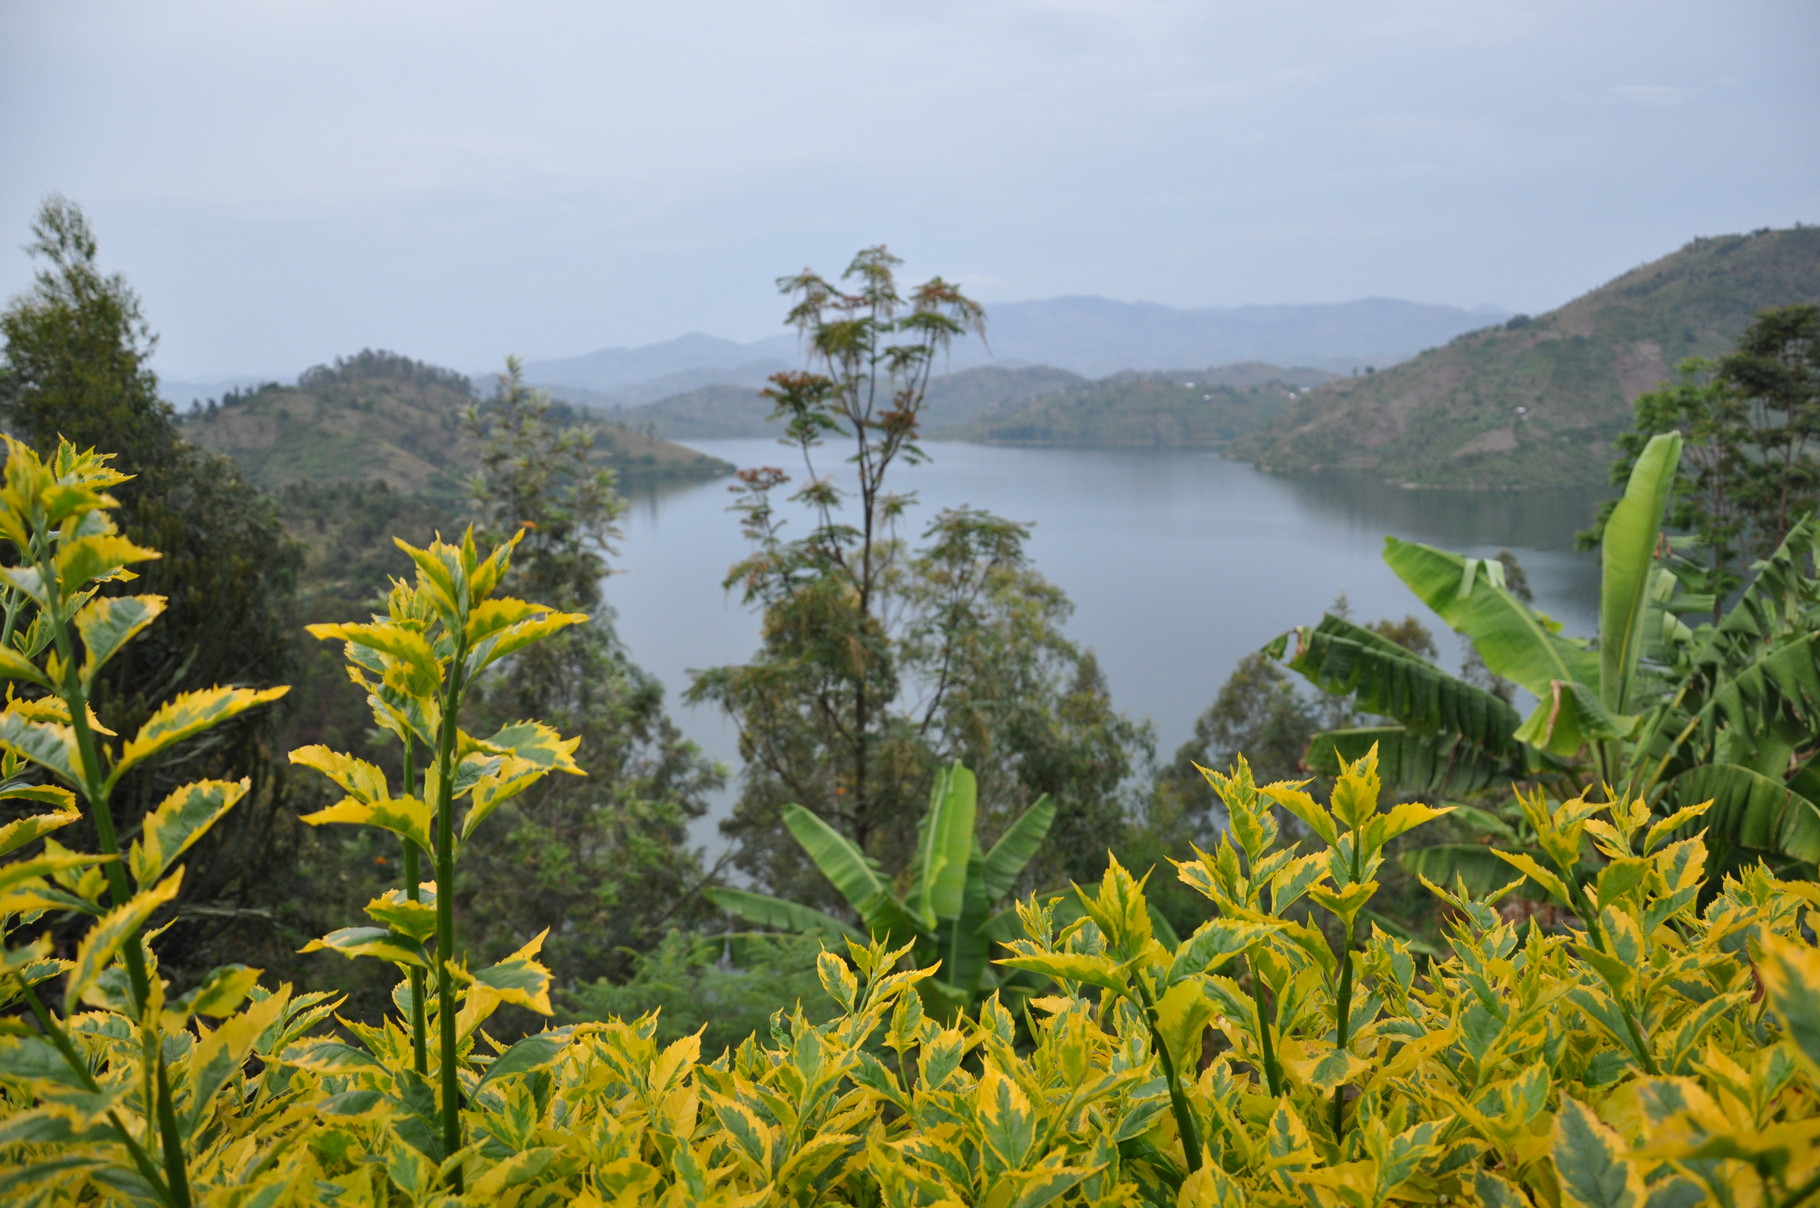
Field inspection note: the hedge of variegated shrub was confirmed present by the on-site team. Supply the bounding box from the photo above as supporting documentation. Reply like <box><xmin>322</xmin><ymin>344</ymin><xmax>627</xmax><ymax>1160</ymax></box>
<box><xmin>2</xmin><ymin>438</ymin><xmax>1818</xmax><ymax>1208</ymax></box>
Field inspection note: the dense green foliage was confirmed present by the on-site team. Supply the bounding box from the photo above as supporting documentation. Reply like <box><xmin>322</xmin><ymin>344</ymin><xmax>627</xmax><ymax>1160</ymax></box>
<box><xmin>1589</xmin><ymin>303</ymin><xmax>1820</xmax><ymax>599</ymax></box>
<box><xmin>958</xmin><ymin>371</ymin><xmax>1300</xmax><ymax>446</ymax></box>
<box><xmin>1236</xmin><ymin>226</ymin><xmax>1820</xmax><ymax>486</ymax></box>
<box><xmin>0</xmin><ymin>197</ymin><xmax>299</xmax><ymax>973</ymax></box>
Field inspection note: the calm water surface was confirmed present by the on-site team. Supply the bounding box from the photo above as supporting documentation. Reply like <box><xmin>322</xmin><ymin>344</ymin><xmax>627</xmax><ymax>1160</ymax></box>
<box><xmin>610</xmin><ymin>441</ymin><xmax>1609</xmax><ymax>849</ymax></box>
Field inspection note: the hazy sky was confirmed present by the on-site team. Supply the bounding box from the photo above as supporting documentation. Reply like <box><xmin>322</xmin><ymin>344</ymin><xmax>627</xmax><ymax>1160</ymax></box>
<box><xmin>3</xmin><ymin>1</ymin><xmax>1815</xmax><ymax>378</ymax></box>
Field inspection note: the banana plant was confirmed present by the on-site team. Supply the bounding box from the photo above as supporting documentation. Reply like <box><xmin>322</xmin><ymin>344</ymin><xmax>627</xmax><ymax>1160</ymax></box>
<box><xmin>1277</xmin><ymin>430</ymin><xmax>1820</xmax><ymax>875</ymax></box>
<box><xmin>707</xmin><ymin>761</ymin><xmax>1054</xmax><ymax>1015</ymax></box>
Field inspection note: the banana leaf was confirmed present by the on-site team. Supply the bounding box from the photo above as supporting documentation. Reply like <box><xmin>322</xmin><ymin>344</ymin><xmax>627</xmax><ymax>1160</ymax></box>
<box><xmin>1384</xmin><ymin>537</ymin><xmax>1598</xmax><ymax>698</ymax></box>
<box><xmin>1599</xmin><ymin>432</ymin><xmax>1680</xmax><ymax>713</ymax></box>
<box><xmin>705</xmin><ymin>888</ymin><xmax>867</xmax><ymax>945</ymax></box>
<box><xmin>939</xmin><ymin>850</ymin><xmax>993</xmax><ymax>997</ymax></box>
<box><xmin>912</xmin><ymin>762</ymin><xmax>976</xmax><ymax>927</ymax></box>
<box><xmin>1398</xmin><ymin>844</ymin><xmax>1528</xmax><ymax>900</ymax></box>
<box><xmin>1286</xmin><ymin>615</ymin><xmax>1524</xmax><ymax>759</ymax></box>
<box><xmin>1512</xmin><ymin>678</ymin><xmax>1636</xmax><ymax>758</ymax></box>
<box><xmin>780</xmin><ymin>803</ymin><xmax>924</xmax><ymax>942</ymax></box>
<box><xmin>1307</xmin><ymin>727</ymin><xmax>1523</xmax><ymax>798</ymax></box>
<box><xmin>980</xmin><ymin>794</ymin><xmax>1056</xmax><ymax>902</ymax></box>
<box><xmin>1668</xmin><ymin>762</ymin><xmax>1820</xmax><ymax>865</ymax></box>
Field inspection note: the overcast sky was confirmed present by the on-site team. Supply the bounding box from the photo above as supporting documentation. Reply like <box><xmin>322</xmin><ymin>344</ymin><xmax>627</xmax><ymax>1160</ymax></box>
<box><xmin>2</xmin><ymin>0</ymin><xmax>1815</xmax><ymax>379</ymax></box>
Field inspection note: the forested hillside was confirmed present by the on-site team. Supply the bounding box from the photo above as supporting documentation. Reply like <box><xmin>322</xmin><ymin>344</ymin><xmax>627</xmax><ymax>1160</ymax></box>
<box><xmin>959</xmin><ymin>364</ymin><xmax>1331</xmax><ymax>446</ymax></box>
<box><xmin>185</xmin><ymin>349</ymin><xmax>731</xmax><ymax>496</ymax></box>
<box><xmin>1232</xmin><ymin>226</ymin><xmax>1820</xmax><ymax>486</ymax></box>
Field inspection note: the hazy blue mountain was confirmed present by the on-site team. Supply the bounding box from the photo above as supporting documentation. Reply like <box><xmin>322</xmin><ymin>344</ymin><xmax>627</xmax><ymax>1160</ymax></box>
<box><xmin>522</xmin><ymin>331</ymin><xmax>798</xmax><ymax>394</ymax></box>
<box><xmin>524</xmin><ymin>296</ymin><xmax>1507</xmax><ymax>405</ymax></box>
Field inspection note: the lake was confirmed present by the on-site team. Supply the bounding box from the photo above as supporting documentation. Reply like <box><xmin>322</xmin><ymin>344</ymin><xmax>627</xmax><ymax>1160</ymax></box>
<box><xmin>610</xmin><ymin>441</ymin><xmax>1610</xmax><ymax>849</ymax></box>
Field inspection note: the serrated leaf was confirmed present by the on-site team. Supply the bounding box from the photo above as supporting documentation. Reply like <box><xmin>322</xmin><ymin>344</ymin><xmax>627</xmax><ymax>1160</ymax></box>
<box><xmin>73</xmin><ymin>594</ymin><xmax>165</xmax><ymax>684</ymax></box>
<box><xmin>65</xmin><ymin>870</ymin><xmax>182</xmax><ymax>1013</ymax></box>
<box><xmin>288</xmin><ymin>745</ymin><xmax>389</xmax><ymax>803</ymax></box>
<box><xmin>128</xmin><ymin>778</ymin><xmax>248</xmax><ymax>888</ymax></box>
<box><xmin>1552</xmin><ymin>1097</ymin><xmax>1643</xmax><ymax>1208</ymax></box>
<box><xmin>111</xmin><ymin>685</ymin><xmax>289</xmax><ymax>783</ymax></box>
<box><xmin>1759</xmin><ymin>937</ymin><xmax>1820</xmax><ymax>1079</ymax></box>
<box><xmin>1493</xmin><ymin>850</ymin><xmax>1573</xmax><ymax>905</ymax></box>
<box><xmin>301</xmin><ymin>926</ymin><xmax>428</xmax><ymax>969</ymax></box>
<box><xmin>0</xmin><ymin>808</ymin><xmax>79</xmax><ymax>858</ymax></box>
<box><xmin>300</xmin><ymin>795</ymin><xmax>431</xmax><ymax>854</ymax></box>
<box><xmin>461</xmin><ymin>929</ymin><xmax>554</xmax><ymax>1015</ymax></box>
<box><xmin>363</xmin><ymin>889</ymin><xmax>438</xmax><ymax>941</ymax></box>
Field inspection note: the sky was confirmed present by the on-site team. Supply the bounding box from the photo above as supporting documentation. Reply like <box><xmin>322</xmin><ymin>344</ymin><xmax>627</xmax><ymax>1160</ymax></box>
<box><xmin>2</xmin><ymin>0</ymin><xmax>1816</xmax><ymax>379</ymax></box>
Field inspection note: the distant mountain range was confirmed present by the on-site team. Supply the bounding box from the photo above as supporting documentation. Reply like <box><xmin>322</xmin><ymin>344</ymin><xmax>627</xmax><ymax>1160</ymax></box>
<box><xmin>1231</xmin><ymin>226</ymin><xmax>1820</xmax><ymax>487</ymax></box>
<box><xmin>520</xmin><ymin>295</ymin><xmax>1507</xmax><ymax>407</ymax></box>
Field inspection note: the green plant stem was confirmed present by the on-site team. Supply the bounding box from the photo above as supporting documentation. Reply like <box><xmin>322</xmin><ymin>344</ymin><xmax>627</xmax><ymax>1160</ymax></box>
<box><xmin>1330</xmin><ymin>831</ymin><xmax>1365</xmax><ymax>1152</ymax></box>
<box><xmin>401</xmin><ymin>737</ymin><xmax>428</xmax><ymax>1077</ymax></box>
<box><xmin>431</xmin><ymin>650</ymin><xmax>469</xmax><ymax>1189</ymax></box>
<box><xmin>20</xmin><ymin>981</ymin><xmax>173</xmax><ymax>1207</ymax></box>
<box><xmin>37</xmin><ymin>530</ymin><xmax>192</xmax><ymax>1208</ymax></box>
<box><xmin>1778</xmin><ymin>1168</ymin><xmax>1820</xmax><ymax>1208</ymax></box>
<box><xmin>1247</xmin><ymin>961</ymin><xmax>1284</xmax><ymax>1099</ymax></box>
<box><xmin>1131</xmin><ymin>979</ymin><xmax>1203</xmax><ymax>1175</ymax></box>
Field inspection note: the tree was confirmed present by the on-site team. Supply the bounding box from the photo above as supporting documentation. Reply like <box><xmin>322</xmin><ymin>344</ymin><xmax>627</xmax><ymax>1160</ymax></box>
<box><xmin>1587</xmin><ymin>304</ymin><xmax>1820</xmax><ymax>603</ymax></box>
<box><xmin>458</xmin><ymin>360</ymin><xmax>722</xmax><ymax>985</ymax></box>
<box><xmin>690</xmin><ymin>248</ymin><xmax>1149</xmax><ymax>904</ymax></box>
<box><xmin>0</xmin><ymin>196</ymin><xmax>299</xmax><ymax>969</ymax></box>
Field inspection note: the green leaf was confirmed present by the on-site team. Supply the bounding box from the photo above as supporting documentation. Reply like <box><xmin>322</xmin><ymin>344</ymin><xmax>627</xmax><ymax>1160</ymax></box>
<box><xmin>980</xmin><ymin>794</ymin><xmax>1055</xmax><ymax>903</ymax></box>
<box><xmin>1385</xmin><ymin>536</ymin><xmax>1598</xmax><ymax>697</ymax></box>
<box><xmin>364</xmin><ymin>888</ymin><xmax>438</xmax><ymax>941</ymax></box>
<box><xmin>704</xmin><ymin>886</ymin><xmax>868</xmax><ymax>944</ymax></box>
<box><xmin>73</xmin><ymin>594</ymin><xmax>165</xmax><ymax>685</ymax></box>
<box><xmin>1758</xmin><ymin>937</ymin><xmax>1820</xmax><ymax>1080</ymax></box>
<box><xmin>128</xmin><ymin>778</ymin><xmax>248</xmax><ymax>888</ymax></box>
<box><xmin>477</xmin><ymin>1029</ymin><xmax>572</xmax><ymax>1088</ymax></box>
<box><xmin>0</xmin><ymin>808</ymin><xmax>80</xmax><ymax>858</ymax></box>
<box><xmin>1167</xmin><ymin>919</ymin><xmax>1275</xmax><ymax>984</ymax></box>
<box><xmin>995</xmin><ymin>949</ymin><xmax>1128</xmax><ymax>994</ymax></box>
<box><xmin>1599</xmin><ymin>433</ymin><xmax>1681</xmax><ymax>713</ymax></box>
<box><xmin>480</xmin><ymin>720</ymin><xmax>582</xmax><ymax>774</ymax></box>
<box><xmin>1515</xmin><ymin>678</ymin><xmax>1636</xmax><ymax>758</ymax></box>
<box><xmin>305</xmin><ymin>620</ymin><xmax>442</xmax><ymax>682</ymax></box>
<box><xmin>1670</xmin><ymin>762</ymin><xmax>1820</xmax><ymax>865</ymax></box>
<box><xmin>1307</xmin><ymin>726</ymin><xmax>1524</xmax><ymax>799</ymax></box>
<box><xmin>915</xmin><ymin>762</ymin><xmax>977</xmax><ymax>926</ymax></box>
<box><xmin>781</xmin><ymin>802</ymin><xmax>924</xmax><ymax>943</ymax></box>
<box><xmin>1552</xmin><ymin>1097</ymin><xmax>1643</xmax><ymax>1208</ymax></box>
<box><xmin>111</xmin><ymin>685</ymin><xmax>289</xmax><ymax>784</ymax></box>
<box><xmin>65</xmin><ymin>870</ymin><xmax>183</xmax><ymax>1013</ymax></box>
<box><xmin>463</xmin><ymin>930</ymin><xmax>554</xmax><ymax>1015</ymax></box>
<box><xmin>52</xmin><ymin>534</ymin><xmax>160</xmax><ymax>603</ymax></box>
<box><xmin>301</xmin><ymin>926</ymin><xmax>428</xmax><ymax>969</ymax></box>
<box><xmin>0</xmin><ymin>712</ymin><xmax>78</xmax><ymax>783</ymax></box>
<box><xmin>1493</xmin><ymin>850</ymin><xmax>1573</xmax><ymax>906</ymax></box>
<box><xmin>300</xmin><ymin>795</ymin><xmax>432</xmax><ymax>855</ymax></box>
<box><xmin>939</xmin><ymin>850</ymin><xmax>992</xmax><ymax>998</ymax></box>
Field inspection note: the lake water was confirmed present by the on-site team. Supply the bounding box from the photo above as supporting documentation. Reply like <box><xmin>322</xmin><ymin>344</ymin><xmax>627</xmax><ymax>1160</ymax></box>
<box><xmin>610</xmin><ymin>441</ymin><xmax>1609</xmax><ymax>849</ymax></box>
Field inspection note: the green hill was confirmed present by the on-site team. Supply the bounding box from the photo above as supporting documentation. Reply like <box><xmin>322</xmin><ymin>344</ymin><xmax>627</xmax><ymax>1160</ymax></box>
<box><xmin>1230</xmin><ymin>226</ymin><xmax>1820</xmax><ymax>487</ymax></box>
<box><xmin>958</xmin><ymin>364</ymin><xmax>1330</xmax><ymax>446</ymax></box>
<box><xmin>183</xmin><ymin>350</ymin><xmax>731</xmax><ymax>499</ymax></box>
<box><xmin>608</xmin><ymin>365</ymin><xmax>1087</xmax><ymax>440</ymax></box>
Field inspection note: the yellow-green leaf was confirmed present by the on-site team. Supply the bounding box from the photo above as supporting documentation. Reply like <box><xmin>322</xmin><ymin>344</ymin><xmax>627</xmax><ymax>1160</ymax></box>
<box><xmin>300</xmin><ymin>926</ymin><xmax>428</xmax><ymax>969</ymax></box>
<box><xmin>1493</xmin><ymin>850</ymin><xmax>1573</xmax><ymax>905</ymax></box>
<box><xmin>305</xmin><ymin>620</ymin><xmax>441</xmax><ymax>682</ymax></box>
<box><xmin>65</xmin><ymin>870</ymin><xmax>182</xmax><ymax>1013</ymax></box>
<box><xmin>289</xmin><ymin>745</ymin><xmax>389</xmax><ymax>803</ymax></box>
<box><xmin>482</xmin><ymin>720</ymin><xmax>583</xmax><ymax>775</ymax></box>
<box><xmin>52</xmin><ymin>534</ymin><xmax>160</xmax><ymax>601</ymax></box>
<box><xmin>0</xmin><ymin>809</ymin><xmax>79</xmax><ymax>858</ymax></box>
<box><xmin>299</xmin><ymin>795</ymin><xmax>431</xmax><ymax>854</ymax></box>
<box><xmin>128</xmin><ymin>778</ymin><xmax>248</xmax><ymax>888</ymax></box>
<box><xmin>364</xmin><ymin>888</ymin><xmax>437</xmax><ymax>941</ymax></box>
<box><xmin>0</xmin><ymin>712</ymin><xmax>79</xmax><ymax>784</ymax></box>
<box><xmin>1552</xmin><ymin>1097</ymin><xmax>1643</xmax><ymax>1208</ymax></box>
<box><xmin>460</xmin><ymin>929</ymin><xmax>554</xmax><ymax>1015</ymax></box>
<box><xmin>112</xmin><ymin>685</ymin><xmax>289</xmax><ymax>783</ymax></box>
<box><xmin>73</xmin><ymin>594</ymin><xmax>165</xmax><ymax>684</ymax></box>
<box><xmin>1759</xmin><ymin>936</ymin><xmax>1820</xmax><ymax>1080</ymax></box>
